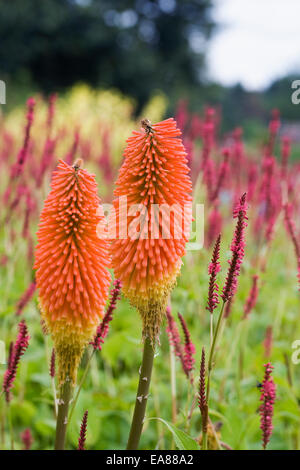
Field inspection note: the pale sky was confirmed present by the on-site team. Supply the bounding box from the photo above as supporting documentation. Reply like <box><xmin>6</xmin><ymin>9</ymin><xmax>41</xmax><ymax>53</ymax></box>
<box><xmin>208</xmin><ymin>0</ymin><xmax>300</xmax><ymax>90</ymax></box>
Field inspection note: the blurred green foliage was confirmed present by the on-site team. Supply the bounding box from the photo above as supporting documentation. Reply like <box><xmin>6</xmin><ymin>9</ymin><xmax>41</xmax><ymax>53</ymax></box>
<box><xmin>1</xmin><ymin>185</ymin><xmax>300</xmax><ymax>450</ymax></box>
<box><xmin>0</xmin><ymin>0</ymin><xmax>214</xmax><ymax>110</ymax></box>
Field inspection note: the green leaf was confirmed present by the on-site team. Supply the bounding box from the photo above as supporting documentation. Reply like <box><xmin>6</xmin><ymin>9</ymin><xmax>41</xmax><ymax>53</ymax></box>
<box><xmin>149</xmin><ymin>418</ymin><xmax>199</xmax><ymax>450</ymax></box>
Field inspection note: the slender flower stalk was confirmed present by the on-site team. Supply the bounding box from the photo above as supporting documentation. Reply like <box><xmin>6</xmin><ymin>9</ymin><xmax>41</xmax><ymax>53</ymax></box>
<box><xmin>201</xmin><ymin>107</ymin><xmax>215</xmax><ymax>170</ymax></box>
<box><xmin>77</xmin><ymin>411</ymin><xmax>88</xmax><ymax>450</ymax></box>
<box><xmin>10</xmin><ymin>97</ymin><xmax>35</xmax><ymax>180</ymax></box>
<box><xmin>16</xmin><ymin>281</ymin><xmax>36</xmax><ymax>316</ymax></box>
<box><xmin>243</xmin><ymin>275</ymin><xmax>259</xmax><ymax>319</ymax></box>
<box><xmin>110</xmin><ymin>118</ymin><xmax>192</xmax><ymax>450</ymax></box>
<box><xmin>259</xmin><ymin>363</ymin><xmax>276</xmax><ymax>449</ymax></box>
<box><xmin>203</xmin><ymin>194</ymin><xmax>248</xmax><ymax>450</ymax></box>
<box><xmin>49</xmin><ymin>348</ymin><xmax>57</xmax><ymax>416</ymax></box>
<box><xmin>90</xmin><ymin>279</ymin><xmax>121</xmax><ymax>350</ymax></box>
<box><xmin>211</xmin><ymin>148</ymin><xmax>230</xmax><ymax>202</ymax></box>
<box><xmin>223</xmin><ymin>297</ymin><xmax>233</xmax><ymax>319</ymax></box>
<box><xmin>178</xmin><ymin>313</ymin><xmax>196</xmax><ymax>382</ymax></box>
<box><xmin>50</xmin><ymin>348</ymin><xmax>56</xmax><ymax>378</ymax></box>
<box><xmin>263</xmin><ymin>326</ymin><xmax>273</xmax><ymax>358</ymax></box>
<box><xmin>2</xmin><ymin>320</ymin><xmax>30</xmax><ymax>403</ymax></box>
<box><xmin>34</xmin><ymin>159</ymin><xmax>111</xmax><ymax>449</ymax></box>
<box><xmin>265</xmin><ymin>109</ymin><xmax>280</xmax><ymax>158</ymax></box>
<box><xmin>165</xmin><ymin>306</ymin><xmax>179</xmax><ymax>424</ymax></box>
<box><xmin>221</xmin><ymin>193</ymin><xmax>248</xmax><ymax>302</ymax></box>
<box><xmin>68</xmin><ymin>280</ymin><xmax>121</xmax><ymax>427</ymax></box>
<box><xmin>165</xmin><ymin>307</ymin><xmax>184</xmax><ymax>365</ymax></box>
<box><xmin>206</xmin><ymin>204</ymin><xmax>222</xmax><ymax>248</ymax></box>
<box><xmin>281</xmin><ymin>136</ymin><xmax>290</xmax><ymax>181</ymax></box>
<box><xmin>199</xmin><ymin>347</ymin><xmax>208</xmax><ymax>449</ymax></box>
<box><xmin>206</xmin><ymin>234</ymin><xmax>221</xmax><ymax>343</ymax></box>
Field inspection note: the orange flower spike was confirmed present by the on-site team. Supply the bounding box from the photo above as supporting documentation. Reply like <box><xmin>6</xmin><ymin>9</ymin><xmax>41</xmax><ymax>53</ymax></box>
<box><xmin>111</xmin><ymin>118</ymin><xmax>192</xmax><ymax>343</ymax></box>
<box><xmin>35</xmin><ymin>159</ymin><xmax>111</xmax><ymax>384</ymax></box>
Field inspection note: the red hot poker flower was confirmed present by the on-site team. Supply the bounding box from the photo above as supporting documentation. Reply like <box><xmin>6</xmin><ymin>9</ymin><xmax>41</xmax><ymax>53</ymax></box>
<box><xmin>110</xmin><ymin>118</ymin><xmax>192</xmax><ymax>343</ymax></box>
<box><xmin>34</xmin><ymin>159</ymin><xmax>111</xmax><ymax>384</ymax></box>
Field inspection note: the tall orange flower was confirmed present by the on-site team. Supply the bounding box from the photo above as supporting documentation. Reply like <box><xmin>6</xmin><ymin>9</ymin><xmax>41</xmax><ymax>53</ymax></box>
<box><xmin>110</xmin><ymin>118</ymin><xmax>192</xmax><ymax>343</ymax></box>
<box><xmin>34</xmin><ymin>159</ymin><xmax>111</xmax><ymax>384</ymax></box>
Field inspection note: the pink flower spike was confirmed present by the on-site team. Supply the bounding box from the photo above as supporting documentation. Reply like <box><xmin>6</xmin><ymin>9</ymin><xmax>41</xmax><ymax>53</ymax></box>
<box><xmin>16</xmin><ymin>281</ymin><xmax>36</xmax><ymax>316</ymax></box>
<box><xmin>50</xmin><ymin>348</ymin><xmax>56</xmax><ymax>378</ymax></box>
<box><xmin>165</xmin><ymin>307</ymin><xmax>184</xmax><ymax>364</ymax></box>
<box><xmin>11</xmin><ymin>97</ymin><xmax>35</xmax><ymax>179</ymax></box>
<box><xmin>90</xmin><ymin>279</ymin><xmax>121</xmax><ymax>351</ymax></box>
<box><xmin>206</xmin><ymin>204</ymin><xmax>222</xmax><ymax>248</ymax></box>
<box><xmin>77</xmin><ymin>411</ymin><xmax>88</xmax><ymax>450</ymax></box>
<box><xmin>221</xmin><ymin>193</ymin><xmax>248</xmax><ymax>302</ymax></box>
<box><xmin>178</xmin><ymin>313</ymin><xmax>196</xmax><ymax>381</ymax></box>
<box><xmin>2</xmin><ymin>320</ymin><xmax>30</xmax><ymax>402</ymax></box>
<box><xmin>198</xmin><ymin>347</ymin><xmax>208</xmax><ymax>433</ymax></box>
<box><xmin>259</xmin><ymin>363</ymin><xmax>276</xmax><ymax>449</ymax></box>
<box><xmin>206</xmin><ymin>234</ymin><xmax>221</xmax><ymax>314</ymax></box>
<box><xmin>21</xmin><ymin>428</ymin><xmax>33</xmax><ymax>450</ymax></box>
<box><xmin>211</xmin><ymin>147</ymin><xmax>230</xmax><ymax>202</ymax></box>
<box><xmin>243</xmin><ymin>275</ymin><xmax>259</xmax><ymax>319</ymax></box>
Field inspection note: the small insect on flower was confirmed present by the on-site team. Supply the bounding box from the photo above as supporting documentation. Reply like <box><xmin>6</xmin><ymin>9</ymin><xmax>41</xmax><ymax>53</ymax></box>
<box><xmin>34</xmin><ymin>159</ymin><xmax>111</xmax><ymax>384</ymax></box>
<box><xmin>110</xmin><ymin>118</ymin><xmax>192</xmax><ymax>343</ymax></box>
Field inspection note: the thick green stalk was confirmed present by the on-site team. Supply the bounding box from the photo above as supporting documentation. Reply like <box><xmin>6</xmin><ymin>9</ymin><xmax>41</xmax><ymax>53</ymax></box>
<box><xmin>54</xmin><ymin>380</ymin><xmax>73</xmax><ymax>450</ymax></box>
<box><xmin>127</xmin><ymin>337</ymin><xmax>155</xmax><ymax>450</ymax></box>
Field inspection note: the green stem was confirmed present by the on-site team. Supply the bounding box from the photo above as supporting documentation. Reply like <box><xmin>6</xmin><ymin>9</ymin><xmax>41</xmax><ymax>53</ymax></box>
<box><xmin>8</xmin><ymin>402</ymin><xmax>14</xmax><ymax>450</ymax></box>
<box><xmin>127</xmin><ymin>337</ymin><xmax>155</xmax><ymax>450</ymax></box>
<box><xmin>54</xmin><ymin>380</ymin><xmax>73</xmax><ymax>450</ymax></box>
<box><xmin>68</xmin><ymin>349</ymin><xmax>95</xmax><ymax>428</ymax></box>
<box><xmin>170</xmin><ymin>345</ymin><xmax>177</xmax><ymax>425</ymax></box>
<box><xmin>202</xmin><ymin>301</ymin><xmax>225</xmax><ymax>450</ymax></box>
<box><xmin>52</xmin><ymin>377</ymin><xmax>58</xmax><ymax>418</ymax></box>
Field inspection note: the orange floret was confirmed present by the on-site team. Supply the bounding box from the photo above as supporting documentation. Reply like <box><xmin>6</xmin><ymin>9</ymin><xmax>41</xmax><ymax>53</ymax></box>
<box><xmin>110</xmin><ymin>118</ymin><xmax>192</xmax><ymax>342</ymax></box>
<box><xmin>34</xmin><ymin>159</ymin><xmax>111</xmax><ymax>383</ymax></box>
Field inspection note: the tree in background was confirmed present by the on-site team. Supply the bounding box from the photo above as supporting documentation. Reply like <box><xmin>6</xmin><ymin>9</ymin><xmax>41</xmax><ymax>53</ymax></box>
<box><xmin>0</xmin><ymin>0</ymin><xmax>214</xmax><ymax>108</ymax></box>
